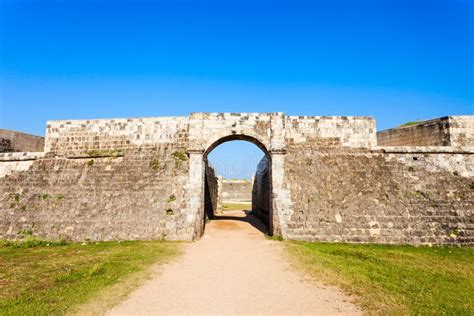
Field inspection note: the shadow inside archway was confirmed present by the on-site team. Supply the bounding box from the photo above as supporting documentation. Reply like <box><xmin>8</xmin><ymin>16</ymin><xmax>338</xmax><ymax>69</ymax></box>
<box><xmin>210</xmin><ymin>210</ymin><xmax>268</xmax><ymax>235</ymax></box>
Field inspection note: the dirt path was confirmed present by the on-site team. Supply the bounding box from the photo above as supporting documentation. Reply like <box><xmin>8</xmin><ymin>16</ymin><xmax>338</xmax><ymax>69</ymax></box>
<box><xmin>107</xmin><ymin>210</ymin><xmax>361</xmax><ymax>315</ymax></box>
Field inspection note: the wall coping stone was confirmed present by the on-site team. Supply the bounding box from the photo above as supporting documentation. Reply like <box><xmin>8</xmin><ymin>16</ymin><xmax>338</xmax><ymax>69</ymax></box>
<box><xmin>0</xmin><ymin>152</ymin><xmax>45</xmax><ymax>161</ymax></box>
<box><xmin>374</xmin><ymin>146</ymin><xmax>474</xmax><ymax>154</ymax></box>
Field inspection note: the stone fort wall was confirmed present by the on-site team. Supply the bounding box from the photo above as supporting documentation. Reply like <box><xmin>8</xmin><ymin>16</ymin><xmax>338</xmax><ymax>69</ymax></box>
<box><xmin>0</xmin><ymin>113</ymin><xmax>472</xmax><ymax>245</ymax></box>
<box><xmin>219</xmin><ymin>179</ymin><xmax>253</xmax><ymax>203</ymax></box>
<box><xmin>0</xmin><ymin>147</ymin><xmax>193</xmax><ymax>241</ymax></box>
<box><xmin>0</xmin><ymin>129</ymin><xmax>45</xmax><ymax>153</ymax></box>
<box><xmin>377</xmin><ymin>116</ymin><xmax>474</xmax><ymax>147</ymax></box>
<box><xmin>44</xmin><ymin>116</ymin><xmax>189</xmax><ymax>155</ymax></box>
<box><xmin>285</xmin><ymin>146</ymin><xmax>473</xmax><ymax>245</ymax></box>
<box><xmin>1</xmin><ymin>117</ymin><xmax>194</xmax><ymax>241</ymax></box>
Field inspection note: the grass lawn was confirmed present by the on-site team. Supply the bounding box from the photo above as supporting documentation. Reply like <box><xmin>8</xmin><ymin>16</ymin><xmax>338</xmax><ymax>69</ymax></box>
<box><xmin>0</xmin><ymin>239</ymin><xmax>180</xmax><ymax>316</ymax></box>
<box><xmin>222</xmin><ymin>202</ymin><xmax>251</xmax><ymax>211</ymax></box>
<box><xmin>286</xmin><ymin>242</ymin><xmax>474</xmax><ymax>315</ymax></box>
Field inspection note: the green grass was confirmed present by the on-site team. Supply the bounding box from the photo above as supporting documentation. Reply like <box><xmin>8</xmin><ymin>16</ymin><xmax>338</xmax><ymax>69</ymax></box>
<box><xmin>0</xmin><ymin>239</ymin><xmax>180</xmax><ymax>316</ymax></box>
<box><xmin>222</xmin><ymin>202</ymin><xmax>252</xmax><ymax>211</ymax></box>
<box><xmin>286</xmin><ymin>242</ymin><xmax>474</xmax><ymax>315</ymax></box>
<box><xmin>399</xmin><ymin>120</ymin><xmax>425</xmax><ymax>127</ymax></box>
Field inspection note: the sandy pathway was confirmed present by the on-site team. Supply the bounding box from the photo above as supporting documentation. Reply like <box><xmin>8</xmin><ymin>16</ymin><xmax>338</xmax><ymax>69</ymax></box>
<box><xmin>108</xmin><ymin>210</ymin><xmax>361</xmax><ymax>315</ymax></box>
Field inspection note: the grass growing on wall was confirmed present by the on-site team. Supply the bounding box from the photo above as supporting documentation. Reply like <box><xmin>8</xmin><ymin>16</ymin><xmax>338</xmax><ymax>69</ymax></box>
<box><xmin>399</xmin><ymin>120</ymin><xmax>425</xmax><ymax>127</ymax></box>
<box><xmin>286</xmin><ymin>241</ymin><xmax>474</xmax><ymax>315</ymax></box>
<box><xmin>0</xmin><ymin>239</ymin><xmax>180</xmax><ymax>316</ymax></box>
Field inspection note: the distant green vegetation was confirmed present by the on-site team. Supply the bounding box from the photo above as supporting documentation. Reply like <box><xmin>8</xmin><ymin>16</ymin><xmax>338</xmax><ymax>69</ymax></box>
<box><xmin>399</xmin><ymin>120</ymin><xmax>425</xmax><ymax>127</ymax></box>
<box><xmin>222</xmin><ymin>202</ymin><xmax>252</xmax><ymax>211</ymax></box>
<box><xmin>0</xmin><ymin>239</ymin><xmax>179</xmax><ymax>316</ymax></box>
<box><xmin>286</xmin><ymin>241</ymin><xmax>474</xmax><ymax>315</ymax></box>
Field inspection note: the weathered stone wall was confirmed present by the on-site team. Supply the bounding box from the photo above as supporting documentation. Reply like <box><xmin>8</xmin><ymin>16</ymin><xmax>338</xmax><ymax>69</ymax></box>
<box><xmin>285</xmin><ymin>116</ymin><xmax>376</xmax><ymax>149</ymax></box>
<box><xmin>284</xmin><ymin>144</ymin><xmax>473</xmax><ymax>245</ymax></box>
<box><xmin>1</xmin><ymin>117</ymin><xmax>193</xmax><ymax>241</ymax></box>
<box><xmin>449</xmin><ymin>116</ymin><xmax>474</xmax><ymax>147</ymax></box>
<box><xmin>0</xmin><ymin>145</ymin><xmax>193</xmax><ymax>241</ymax></box>
<box><xmin>220</xmin><ymin>179</ymin><xmax>252</xmax><ymax>203</ymax></box>
<box><xmin>45</xmin><ymin>117</ymin><xmax>189</xmax><ymax>156</ymax></box>
<box><xmin>0</xmin><ymin>129</ymin><xmax>45</xmax><ymax>152</ymax></box>
<box><xmin>0</xmin><ymin>152</ymin><xmax>46</xmax><ymax>178</ymax></box>
<box><xmin>377</xmin><ymin>116</ymin><xmax>474</xmax><ymax>147</ymax></box>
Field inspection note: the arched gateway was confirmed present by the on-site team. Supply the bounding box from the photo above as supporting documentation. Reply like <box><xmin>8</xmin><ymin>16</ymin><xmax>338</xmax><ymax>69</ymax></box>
<box><xmin>202</xmin><ymin>135</ymin><xmax>273</xmax><ymax>231</ymax></box>
<box><xmin>184</xmin><ymin>113</ymin><xmax>295</xmax><ymax>239</ymax></box>
<box><xmin>0</xmin><ymin>113</ymin><xmax>472</xmax><ymax>245</ymax></box>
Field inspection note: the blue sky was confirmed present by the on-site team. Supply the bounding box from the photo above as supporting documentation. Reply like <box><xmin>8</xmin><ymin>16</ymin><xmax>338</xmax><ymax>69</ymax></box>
<box><xmin>0</xmin><ymin>0</ymin><xmax>472</xmax><ymax>178</ymax></box>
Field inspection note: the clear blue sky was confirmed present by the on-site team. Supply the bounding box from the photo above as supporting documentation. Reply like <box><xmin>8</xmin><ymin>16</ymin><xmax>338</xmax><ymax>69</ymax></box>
<box><xmin>0</xmin><ymin>0</ymin><xmax>472</xmax><ymax>178</ymax></box>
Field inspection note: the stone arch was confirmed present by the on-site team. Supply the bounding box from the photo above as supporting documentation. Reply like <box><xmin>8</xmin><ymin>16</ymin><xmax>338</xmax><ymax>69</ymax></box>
<box><xmin>203</xmin><ymin>134</ymin><xmax>270</xmax><ymax>158</ymax></box>
<box><xmin>201</xmin><ymin>134</ymin><xmax>274</xmax><ymax>234</ymax></box>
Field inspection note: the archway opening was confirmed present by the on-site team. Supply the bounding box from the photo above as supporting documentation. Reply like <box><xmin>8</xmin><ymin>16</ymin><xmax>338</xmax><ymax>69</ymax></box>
<box><xmin>203</xmin><ymin>136</ymin><xmax>272</xmax><ymax>234</ymax></box>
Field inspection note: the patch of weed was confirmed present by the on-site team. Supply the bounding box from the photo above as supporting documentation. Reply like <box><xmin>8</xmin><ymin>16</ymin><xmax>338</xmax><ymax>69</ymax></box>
<box><xmin>149</xmin><ymin>159</ymin><xmax>161</xmax><ymax>171</ymax></box>
<box><xmin>172</xmin><ymin>151</ymin><xmax>188</xmax><ymax>168</ymax></box>
<box><xmin>17</xmin><ymin>229</ymin><xmax>33</xmax><ymax>236</ymax></box>
<box><xmin>87</xmin><ymin>149</ymin><xmax>121</xmax><ymax>158</ymax></box>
